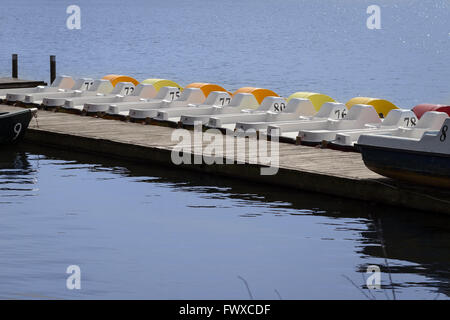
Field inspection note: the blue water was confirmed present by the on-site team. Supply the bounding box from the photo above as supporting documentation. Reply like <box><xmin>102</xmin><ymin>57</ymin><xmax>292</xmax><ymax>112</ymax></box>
<box><xmin>0</xmin><ymin>145</ymin><xmax>449</xmax><ymax>299</ymax></box>
<box><xmin>0</xmin><ymin>0</ymin><xmax>449</xmax><ymax>108</ymax></box>
<box><xmin>0</xmin><ymin>0</ymin><xmax>450</xmax><ymax>299</ymax></box>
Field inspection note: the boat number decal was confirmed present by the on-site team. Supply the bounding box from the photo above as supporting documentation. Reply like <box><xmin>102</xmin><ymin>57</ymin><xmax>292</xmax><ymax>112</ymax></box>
<box><xmin>440</xmin><ymin>125</ymin><xmax>448</xmax><ymax>142</ymax></box>
<box><xmin>219</xmin><ymin>97</ymin><xmax>231</xmax><ymax>106</ymax></box>
<box><xmin>335</xmin><ymin>109</ymin><xmax>347</xmax><ymax>119</ymax></box>
<box><xmin>124</xmin><ymin>87</ymin><xmax>134</xmax><ymax>95</ymax></box>
<box><xmin>169</xmin><ymin>91</ymin><xmax>181</xmax><ymax>101</ymax></box>
<box><xmin>13</xmin><ymin>123</ymin><xmax>22</xmax><ymax>140</ymax></box>
<box><xmin>403</xmin><ymin>117</ymin><xmax>417</xmax><ymax>127</ymax></box>
<box><xmin>273</xmin><ymin>103</ymin><xmax>286</xmax><ymax>112</ymax></box>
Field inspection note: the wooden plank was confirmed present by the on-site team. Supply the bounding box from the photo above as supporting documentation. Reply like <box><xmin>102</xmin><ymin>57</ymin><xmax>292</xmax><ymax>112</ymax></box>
<box><xmin>0</xmin><ymin>77</ymin><xmax>47</xmax><ymax>89</ymax></box>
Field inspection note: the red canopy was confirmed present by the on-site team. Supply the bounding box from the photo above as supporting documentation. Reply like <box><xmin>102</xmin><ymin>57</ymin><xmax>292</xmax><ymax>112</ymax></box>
<box><xmin>412</xmin><ymin>104</ymin><xmax>450</xmax><ymax>119</ymax></box>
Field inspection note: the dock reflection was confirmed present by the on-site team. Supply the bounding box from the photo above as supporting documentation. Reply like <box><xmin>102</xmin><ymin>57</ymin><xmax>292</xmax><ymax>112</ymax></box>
<box><xmin>2</xmin><ymin>143</ymin><xmax>449</xmax><ymax>298</ymax></box>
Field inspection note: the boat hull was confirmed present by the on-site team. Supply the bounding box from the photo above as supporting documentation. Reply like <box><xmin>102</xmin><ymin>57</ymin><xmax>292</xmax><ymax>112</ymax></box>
<box><xmin>0</xmin><ymin>109</ymin><xmax>34</xmax><ymax>145</ymax></box>
<box><xmin>357</xmin><ymin>144</ymin><xmax>450</xmax><ymax>188</ymax></box>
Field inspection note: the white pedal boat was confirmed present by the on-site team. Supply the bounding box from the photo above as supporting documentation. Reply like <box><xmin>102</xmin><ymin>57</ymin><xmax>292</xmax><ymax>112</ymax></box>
<box><xmin>152</xmin><ymin>91</ymin><xmax>232</xmax><ymax>125</ymax></box>
<box><xmin>61</xmin><ymin>82</ymin><xmax>136</xmax><ymax>112</ymax></box>
<box><xmin>264</xmin><ymin>102</ymin><xmax>349</xmax><ymax>142</ymax></box>
<box><xmin>205</xmin><ymin>96</ymin><xmax>291</xmax><ymax>132</ymax></box>
<box><xmin>179</xmin><ymin>93</ymin><xmax>262</xmax><ymax>126</ymax></box>
<box><xmin>41</xmin><ymin>79</ymin><xmax>113</xmax><ymax>108</ymax></box>
<box><xmin>297</xmin><ymin>104</ymin><xmax>384</xmax><ymax>145</ymax></box>
<box><xmin>2</xmin><ymin>75</ymin><xmax>76</xmax><ymax>102</ymax></box>
<box><xmin>105</xmin><ymin>86</ymin><xmax>182</xmax><ymax>118</ymax></box>
<box><xmin>356</xmin><ymin>112</ymin><xmax>450</xmax><ymax>188</ymax></box>
<box><xmin>178</xmin><ymin>86</ymin><xmax>281</xmax><ymax>127</ymax></box>
<box><xmin>20</xmin><ymin>78</ymin><xmax>95</xmax><ymax>105</ymax></box>
<box><xmin>217</xmin><ymin>98</ymin><xmax>316</xmax><ymax>133</ymax></box>
<box><xmin>82</xmin><ymin>83</ymin><xmax>159</xmax><ymax>114</ymax></box>
<box><xmin>128</xmin><ymin>88</ymin><xmax>208</xmax><ymax>120</ymax></box>
<box><xmin>330</xmin><ymin>109</ymin><xmax>418</xmax><ymax>150</ymax></box>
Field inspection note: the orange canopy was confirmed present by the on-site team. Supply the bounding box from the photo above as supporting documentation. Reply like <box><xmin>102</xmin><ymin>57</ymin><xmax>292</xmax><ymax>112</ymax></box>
<box><xmin>102</xmin><ymin>74</ymin><xmax>139</xmax><ymax>87</ymax></box>
<box><xmin>185</xmin><ymin>83</ymin><xmax>230</xmax><ymax>98</ymax></box>
<box><xmin>232</xmin><ymin>87</ymin><xmax>279</xmax><ymax>104</ymax></box>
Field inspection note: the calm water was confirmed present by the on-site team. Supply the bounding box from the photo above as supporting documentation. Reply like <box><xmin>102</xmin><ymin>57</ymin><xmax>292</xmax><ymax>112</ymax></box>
<box><xmin>0</xmin><ymin>0</ymin><xmax>449</xmax><ymax>108</ymax></box>
<box><xmin>0</xmin><ymin>144</ymin><xmax>449</xmax><ymax>299</ymax></box>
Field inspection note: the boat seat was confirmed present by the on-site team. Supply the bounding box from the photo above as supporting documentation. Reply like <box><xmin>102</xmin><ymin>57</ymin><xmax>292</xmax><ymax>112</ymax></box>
<box><xmin>226</xmin><ymin>93</ymin><xmax>260</xmax><ymax>110</ymax></box>
<box><xmin>166</xmin><ymin>88</ymin><xmax>207</xmax><ymax>108</ymax></box>
<box><xmin>84</xmin><ymin>79</ymin><xmax>114</xmax><ymax>94</ymax></box>
<box><xmin>154</xmin><ymin>86</ymin><xmax>181</xmax><ymax>100</ymax></box>
<box><xmin>128</xmin><ymin>83</ymin><xmax>158</xmax><ymax>99</ymax></box>
<box><xmin>314</xmin><ymin>102</ymin><xmax>348</xmax><ymax>119</ymax></box>
<box><xmin>415</xmin><ymin>111</ymin><xmax>449</xmax><ymax>129</ymax></box>
<box><xmin>201</xmin><ymin>91</ymin><xmax>232</xmax><ymax>107</ymax></box>
<box><xmin>109</xmin><ymin>82</ymin><xmax>136</xmax><ymax>96</ymax></box>
<box><xmin>379</xmin><ymin>109</ymin><xmax>417</xmax><ymax>127</ymax></box>
<box><xmin>283</xmin><ymin>98</ymin><xmax>316</xmax><ymax>117</ymax></box>
<box><xmin>50</xmin><ymin>75</ymin><xmax>76</xmax><ymax>89</ymax></box>
<box><xmin>256</xmin><ymin>96</ymin><xmax>287</xmax><ymax>112</ymax></box>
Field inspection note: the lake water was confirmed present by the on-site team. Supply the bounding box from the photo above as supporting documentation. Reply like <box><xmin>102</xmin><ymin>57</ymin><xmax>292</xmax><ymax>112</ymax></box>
<box><xmin>0</xmin><ymin>0</ymin><xmax>449</xmax><ymax>108</ymax></box>
<box><xmin>0</xmin><ymin>0</ymin><xmax>449</xmax><ymax>299</ymax></box>
<box><xmin>0</xmin><ymin>144</ymin><xmax>449</xmax><ymax>299</ymax></box>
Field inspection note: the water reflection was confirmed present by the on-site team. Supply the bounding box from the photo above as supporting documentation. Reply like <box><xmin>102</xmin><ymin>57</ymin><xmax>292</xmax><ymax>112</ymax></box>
<box><xmin>0</xmin><ymin>146</ymin><xmax>38</xmax><ymax>204</ymax></box>
<box><xmin>0</xmin><ymin>144</ymin><xmax>449</xmax><ymax>299</ymax></box>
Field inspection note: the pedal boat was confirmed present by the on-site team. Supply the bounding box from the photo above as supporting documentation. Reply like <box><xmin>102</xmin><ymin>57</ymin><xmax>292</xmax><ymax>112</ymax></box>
<box><xmin>150</xmin><ymin>91</ymin><xmax>232</xmax><ymax>126</ymax></box>
<box><xmin>0</xmin><ymin>108</ymin><xmax>37</xmax><ymax>144</ymax></box>
<box><xmin>20</xmin><ymin>78</ymin><xmax>94</xmax><ymax>105</ymax></box>
<box><xmin>128</xmin><ymin>88</ymin><xmax>208</xmax><ymax>120</ymax></box>
<box><xmin>41</xmin><ymin>79</ymin><xmax>112</xmax><ymax>109</ymax></box>
<box><xmin>355</xmin><ymin>112</ymin><xmax>450</xmax><ymax>188</ymax></box>
<box><xmin>263</xmin><ymin>102</ymin><xmax>349</xmax><ymax>143</ymax></box>
<box><xmin>105</xmin><ymin>86</ymin><xmax>182</xmax><ymax>119</ymax></box>
<box><xmin>2</xmin><ymin>75</ymin><xmax>75</xmax><ymax>102</ymax></box>
<box><xmin>217</xmin><ymin>98</ymin><xmax>316</xmax><ymax>134</ymax></box>
<box><xmin>329</xmin><ymin>109</ymin><xmax>418</xmax><ymax>151</ymax></box>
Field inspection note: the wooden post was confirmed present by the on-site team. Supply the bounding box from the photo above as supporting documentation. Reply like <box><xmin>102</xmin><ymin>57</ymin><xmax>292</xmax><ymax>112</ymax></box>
<box><xmin>50</xmin><ymin>55</ymin><xmax>56</xmax><ymax>84</ymax></box>
<box><xmin>12</xmin><ymin>54</ymin><xmax>18</xmax><ymax>78</ymax></box>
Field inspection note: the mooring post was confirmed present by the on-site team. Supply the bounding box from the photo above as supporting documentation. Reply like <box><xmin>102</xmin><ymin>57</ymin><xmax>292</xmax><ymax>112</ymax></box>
<box><xmin>12</xmin><ymin>54</ymin><xmax>18</xmax><ymax>78</ymax></box>
<box><xmin>50</xmin><ymin>55</ymin><xmax>56</xmax><ymax>84</ymax></box>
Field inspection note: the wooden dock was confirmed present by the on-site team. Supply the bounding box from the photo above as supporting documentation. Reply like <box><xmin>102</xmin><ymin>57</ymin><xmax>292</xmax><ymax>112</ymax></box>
<box><xmin>0</xmin><ymin>77</ymin><xmax>47</xmax><ymax>89</ymax></box>
<box><xmin>1</xmin><ymin>104</ymin><xmax>449</xmax><ymax>215</ymax></box>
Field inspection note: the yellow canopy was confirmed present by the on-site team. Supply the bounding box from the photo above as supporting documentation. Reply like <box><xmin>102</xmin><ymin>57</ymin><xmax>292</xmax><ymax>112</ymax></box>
<box><xmin>185</xmin><ymin>83</ymin><xmax>230</xmax><ymax>97</ymax></box>
<box><xmin>102</xmin><ymin>74</ymin><xmax>139</xmax><ymax>86</ymax></box>
<box><xmin>232</xmin><ymin>87</ymin><xmax>279</xmax><ymax>104</ymax></box>
<box><xmin>287</xmin><ymin>92</ymin><xmax>335</xmax><ymax>111</ymax></box>
<box><xmin>346</xmin><ymin>97</ymin><xmax>398</xmax><ymax>118</ymax></box>
<box><xmin>141</xmin><ymin>79</ymin><xmax>183</xmax><ymax>92</ymax></box>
